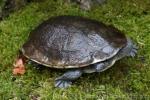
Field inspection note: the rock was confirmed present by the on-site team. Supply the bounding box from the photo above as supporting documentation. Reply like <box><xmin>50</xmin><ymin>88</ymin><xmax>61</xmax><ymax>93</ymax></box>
<box><xmin>0</xmin><ymin>0</ymin><xmax>106</xmax><ymax>20</ymax></box>
<box><xmin>67</xmin><ymin>0</ymin><xmax>106</xmax><ymax>10</ymax></box>
<box><xmin>0</xmin><ymin>0</ymin><xmax>27</xmax><ymax>20</ymax></box>
<box><xmin>0</xmin><ymin>0</ymin><xmax>44</xmax><ymax>20</ymax></box>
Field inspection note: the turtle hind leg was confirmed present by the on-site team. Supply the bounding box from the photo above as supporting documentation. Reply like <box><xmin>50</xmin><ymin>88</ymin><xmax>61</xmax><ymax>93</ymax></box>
<box><xmin>55</xmin><ymin>69</ymin><xmax>82</xmax><ymax>88</ymax></box>
<box><xmin>116</xmin><ymin>38</ymin><xmax>138</xmax><ymax>59</ymax></box>
<box><xmin>129</xmin><ymin>45</ymin><xmax>138</xmax><ymax>57</ymax></box>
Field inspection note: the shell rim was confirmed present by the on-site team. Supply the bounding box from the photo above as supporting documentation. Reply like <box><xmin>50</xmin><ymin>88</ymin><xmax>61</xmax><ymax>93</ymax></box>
<box><xmin>21</xmin><ymin>47</ymin><xmax>122</xmax><ymax>69</ymax></box>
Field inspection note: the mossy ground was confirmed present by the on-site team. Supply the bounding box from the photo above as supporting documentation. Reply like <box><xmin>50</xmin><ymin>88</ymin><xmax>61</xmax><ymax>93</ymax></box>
<box><xmin>0</xmin><ymin>0</ymin><xmax>150</xmax><ymax>99</ymax></box>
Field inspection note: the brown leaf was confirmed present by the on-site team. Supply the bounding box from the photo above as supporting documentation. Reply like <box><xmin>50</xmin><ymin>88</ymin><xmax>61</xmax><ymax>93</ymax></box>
<box><xmin>13</xmin><ymin>59</ymin><xmax>26</xmax><ymax>75</ymax></box>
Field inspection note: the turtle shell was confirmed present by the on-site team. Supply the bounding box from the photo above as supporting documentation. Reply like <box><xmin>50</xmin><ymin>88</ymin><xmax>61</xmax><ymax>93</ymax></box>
<box><xmin>21</xmin><ymin>16</ymin><xmax>127</xmax><ymax>68</ymax></box>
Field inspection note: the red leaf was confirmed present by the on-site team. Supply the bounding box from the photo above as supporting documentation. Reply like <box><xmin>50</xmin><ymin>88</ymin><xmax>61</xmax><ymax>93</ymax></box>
<box><xmin>13</xmin><ymin>59</ymin><xmax>26</xmax><ymax>75</ymax></box>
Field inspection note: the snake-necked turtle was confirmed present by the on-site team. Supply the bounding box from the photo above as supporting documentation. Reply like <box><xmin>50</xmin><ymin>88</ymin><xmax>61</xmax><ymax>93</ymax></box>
<box><xmin>14</xmin><ymin>15</ymin><xmax>137</xmax><ymax>88</ymax></box>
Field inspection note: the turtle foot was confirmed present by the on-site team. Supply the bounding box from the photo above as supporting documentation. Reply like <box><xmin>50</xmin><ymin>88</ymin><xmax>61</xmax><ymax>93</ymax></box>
<box><xmin>55</xmin><ymin>79</ymin><xmax>72</xmax><ymax>88</ymax></box>
<box><xmin>54</xmin><ymin>70</ymin><xmax>82</xmax><ymax>88</ymax></box>
<box><xmin>130</xmin><ymin>45</ymin><xmax>138</xmax><ymax>57</ymax></box>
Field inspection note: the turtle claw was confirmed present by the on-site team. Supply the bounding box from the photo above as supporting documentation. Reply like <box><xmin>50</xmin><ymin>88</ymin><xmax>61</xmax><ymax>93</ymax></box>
<box><xmin>55</xmin><ymin>79</ymin><xmax>72</xmax><ymax>88</ymax></box>
<box><xmin>130</xmin><ymin>45</ymin><xmax>138</xmax><ymax>57</ymax></box>
<box><xmin>130</xmin><ymin>52</ymin><xmax>136</xmax><ymax>57</ymax></box>
<box><xmin>54</xmin><ymin>70</ymin><xmax>82</xmax><ymax>88</ymax></box>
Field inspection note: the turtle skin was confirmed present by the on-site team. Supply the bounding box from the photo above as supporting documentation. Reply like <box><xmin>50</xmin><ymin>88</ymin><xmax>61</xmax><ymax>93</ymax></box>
<box><xmin>21</xmin><ymin>15</ymin><xmax>137</xmax><ymax>88</ymax></box>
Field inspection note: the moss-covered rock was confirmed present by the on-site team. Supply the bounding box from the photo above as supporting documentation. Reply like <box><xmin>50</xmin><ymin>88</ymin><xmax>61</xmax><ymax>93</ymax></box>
<box><xmin>0</xmin><ymin>0</ymin><xmax>106</xmax><ymax>20</ymax></box>
<box><xmin>67</xmin><ymin>0</ymin><xmax>106</xmax><ymax>10</ymax></box>
<box><xmin>0</xmin><ymin>0</ymin><xmax>45</xmax><ymax>20</ymax></box>
<box><xmin>0</xmin><ymin>0</ymin><xmax>27</xmax><ymax>19</ymax></box>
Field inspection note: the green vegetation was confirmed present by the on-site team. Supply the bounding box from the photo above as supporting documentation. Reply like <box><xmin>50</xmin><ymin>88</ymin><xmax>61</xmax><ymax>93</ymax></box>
<box><xmin>0</xmin><ymin>0</ymin><xmax>150</xmax><ymax>99</ymax></box>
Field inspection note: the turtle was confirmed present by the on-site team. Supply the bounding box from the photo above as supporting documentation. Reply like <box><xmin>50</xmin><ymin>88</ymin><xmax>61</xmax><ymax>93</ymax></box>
<box><xmin>14</xmin><ymin>15</ymin><xmax>137</xmax><ymax>88</ymax></box>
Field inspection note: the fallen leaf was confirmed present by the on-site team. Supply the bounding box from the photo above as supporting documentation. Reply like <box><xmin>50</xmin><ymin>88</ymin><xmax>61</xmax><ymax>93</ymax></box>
<box><xmin>13</xmin><ymin>58</ymin><xmax>26</xmax><ymax>75</ymax></box>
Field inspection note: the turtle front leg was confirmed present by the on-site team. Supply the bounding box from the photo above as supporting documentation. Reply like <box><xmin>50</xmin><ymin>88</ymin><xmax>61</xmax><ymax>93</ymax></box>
<box><xmin>55</xmin><ymin>69</ymin><xmax>82</xmax><ymax>88</ymax></box>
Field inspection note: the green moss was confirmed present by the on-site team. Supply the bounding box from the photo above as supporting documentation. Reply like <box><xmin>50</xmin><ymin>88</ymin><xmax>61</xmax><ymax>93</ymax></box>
<box><xmin>0</xmin><ymin>0</ymin><xmax>150</xmax><ymax>99</ymax></box>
